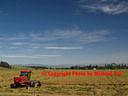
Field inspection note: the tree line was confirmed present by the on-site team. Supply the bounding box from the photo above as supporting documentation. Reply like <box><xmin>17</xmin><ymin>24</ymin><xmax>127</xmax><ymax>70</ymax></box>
<box><xmin>70</xmin><ymin>63</ymin><xmax>127</xmax><ymax>69</ymax></box>
<box><xmin>0</xmin><ymin>61</ymin><xmax>127</xmax><ymax>70</ymax></box>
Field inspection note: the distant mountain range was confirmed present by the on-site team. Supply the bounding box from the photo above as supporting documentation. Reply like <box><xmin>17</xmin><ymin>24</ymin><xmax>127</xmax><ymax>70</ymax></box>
<box><xmin>12</xmin><ymin>64</ymin><xmax>85</xmax><ymax>68</ymax></box>
<box><xmin>11</xmin><ymin>63</ymin><xmax>127</xmax><ymax>68</ymax></box>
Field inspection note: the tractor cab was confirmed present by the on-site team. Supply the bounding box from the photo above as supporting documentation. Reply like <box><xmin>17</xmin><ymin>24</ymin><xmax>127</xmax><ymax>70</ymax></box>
<box><xmin>20</xmin><ymin>70</ymin><xmax>31</xmax><ymax>80</ymax></box>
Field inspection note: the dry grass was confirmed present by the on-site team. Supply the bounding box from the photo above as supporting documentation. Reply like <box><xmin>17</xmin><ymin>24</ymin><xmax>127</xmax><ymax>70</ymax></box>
<box><xmin>0</xmin><ymin>69</ymin><xmax>128</xmax><ymax>96</ymax></box>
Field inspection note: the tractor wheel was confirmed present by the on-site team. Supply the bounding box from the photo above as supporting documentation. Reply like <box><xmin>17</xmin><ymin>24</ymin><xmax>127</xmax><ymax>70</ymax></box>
<box><xmin>10</xmin><ymin>84</ymin><xmax>15</xmax><ymax>88</ymax></box>
<box><xmin>37</xmin><ymin>81</ymin><xmax>42</xmax><ymax>86</ymax></box>
<box><xmin>26</xmin><ymin>85</ymin><xmax>30</xmax><ymax>89</ymax></box>
<box><xmin>32</xmin><ymin>82</ymin><xmax>37</xmax><ymax>87</ymax></box>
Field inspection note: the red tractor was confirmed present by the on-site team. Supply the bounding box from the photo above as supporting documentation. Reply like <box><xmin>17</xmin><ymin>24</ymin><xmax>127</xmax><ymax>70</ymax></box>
<box><xmin>10</xmin><ymin>70</ymin><xmax>42</xmax><ymax>89</ymax></box>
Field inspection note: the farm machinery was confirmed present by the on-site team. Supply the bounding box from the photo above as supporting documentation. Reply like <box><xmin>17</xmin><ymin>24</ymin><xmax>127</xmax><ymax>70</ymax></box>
<box><xmin>10</xmin><ymin>70</ymin><xmax>42</xmax><ymax>89</ymax></box>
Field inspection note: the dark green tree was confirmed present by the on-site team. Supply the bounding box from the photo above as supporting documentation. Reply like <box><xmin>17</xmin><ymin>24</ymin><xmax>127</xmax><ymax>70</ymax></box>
<box><xmin>0</xmin><ymin>61</ymin><xmax>11</xmax><ymax>68</ymax></box>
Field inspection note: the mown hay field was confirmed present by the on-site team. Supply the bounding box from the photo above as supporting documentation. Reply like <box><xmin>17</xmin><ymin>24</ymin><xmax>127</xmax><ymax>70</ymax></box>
<box><xmin>0</xmin><ymin>69</ymin><xmax>128</xmax><ymax>96</ymax></box>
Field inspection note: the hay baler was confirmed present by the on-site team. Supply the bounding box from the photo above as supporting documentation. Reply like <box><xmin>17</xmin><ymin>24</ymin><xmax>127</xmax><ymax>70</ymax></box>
<box><xmin>10</xmin><ymin>70</ymin><xmax>42</xmax><ymax>89</ymax></box>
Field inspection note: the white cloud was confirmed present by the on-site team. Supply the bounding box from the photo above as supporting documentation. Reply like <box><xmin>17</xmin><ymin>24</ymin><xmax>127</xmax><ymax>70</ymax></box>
<box><xmin>30</xmin><ymin>47</ymin><xmax>40</xmax><ymax>49</ymax></box>
<box><xmin>8</xmin><ymin>47</ymin><xmax>18</xmax><ymax>49</ymax></box>
<box><xmin>8</xmin><ymin>37</ymin><xmax>27</xmax><ymax>40</ymax></box>
<box><xmin>12</xmin><ymin>42</ymin><xmax>28</xmax><ymax>45</ymax></box>
<box><xmin>44</xmin><ymin>46</ymin><xmax>82</xmax><ymax>50</ymax></box>
<box><xmin>54</xmin><ymin>29</ymin><xmax>82</xmax><ymax>39</ymax></box>
<box><xmin>29</xmin><ymin>44</ymin><xmax>40</xmax><ymax>46</ymax></box>
<box><xmin>4</xmin><ymin>55</ymin><xmax>61</xmax><ymax>58</ymax></box>
<box><xmin>78</xmin><ymin>30</ymin><xmax>113</xmax><ymax>43</ymax></box>
<box><xmin>81</xmin><ymin>1</ymin><xmax>128</xmax><ymax>14</ymax></box>
<box><xmin>0</xmin><ymin>33</ymin><xmax>28</xmax><ymax>41</ymax></box>
<box><xmin>29</xmin><ymin>32</ymin><xmax>57</xmax><ymax>41</ymax></box>
<box><xmin>42</xmin><ymin>44</ymin><xmax>57</xmax><ymax>46</ymax></box>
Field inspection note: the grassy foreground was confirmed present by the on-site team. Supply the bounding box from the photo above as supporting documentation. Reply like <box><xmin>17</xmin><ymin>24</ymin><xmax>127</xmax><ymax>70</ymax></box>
<box><xmin>0</xmin><ymin>69</ymin><xmax>128</xmax><ymax>96</ymax></box>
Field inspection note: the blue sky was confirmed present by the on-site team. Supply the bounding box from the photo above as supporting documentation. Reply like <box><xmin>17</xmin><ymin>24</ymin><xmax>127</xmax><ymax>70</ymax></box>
<box><xmin>0</xmin><ymin>0</ymin><xmax>128</xmax><ymax>65</ymax></box>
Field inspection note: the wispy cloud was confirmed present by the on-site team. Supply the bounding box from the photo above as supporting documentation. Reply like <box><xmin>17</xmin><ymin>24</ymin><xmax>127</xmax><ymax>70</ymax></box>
<box><xmin>30</xmin><ymin>47</ymin><xmax>40</xmax><ymax>49</ymax></box>
<box><xmin>4</xmin><ymin>55</ymin><xmax>61</xmax><ymax>58</ymax></box>
<box><xmin>0</xmin><ymin>34</ymin><xmax>28</xmax><ymax>41</ymax></box>
<box><xmin>12</xmin><ymin>42</ymin><xmax>28</xmax><ymax>45</ymax></box>
<box><xmin>78</xmin><ymin>30</ymin><xmax>115</xmax><ymax>43</ymax></box>
<box><xmin>44</xmin><ymin>46</ymin><xmax>82</xmax><ymax>50</ymax></box>
<box><xmin>7</xmin><ymin>37</ymin><xmax>27</xmax><ymax>40</ymax></box>
<box><xmin>8</xmin><ymin>47</ymin><xmax>18</xmax><ymax>49</ymax></box>
<box><xmin>29</xmin><ymin>44</ymin><xmax>40</xmax><ymax>46</ymax></box>
<box><xmin>80</xmin><ymin>0</ymin><xmax>128</xmax><ymax>14</ymax></box>
<box><xmin>0</xmin><ymin>29</ymin><xmax>116</xmax><ymax>44</ymax></box>
<box><xmin>29</xmin><ymin>32</ymin><xmax>57</xmax><ymax>41</ymax></box>
<box><xmin>29</xmin><ymin>29</ymin><xmax>115</xmax><ymax>43</ymax></box>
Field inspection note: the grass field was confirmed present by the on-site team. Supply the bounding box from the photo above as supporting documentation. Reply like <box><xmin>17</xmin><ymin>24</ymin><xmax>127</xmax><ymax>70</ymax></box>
<box><xmin>11</xmin><ymin>66</ymin><xmax>34</xmax><ymax>70</ymax></box>
<box><xmin>0</xmin><ymin>69</ymin><xmax>128</xmax><ymax>96</ymax></box>
<box><xmin>0</xmin><ymin>67</ymin><xmax>9</xmax><ymax>69</ymax></box>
